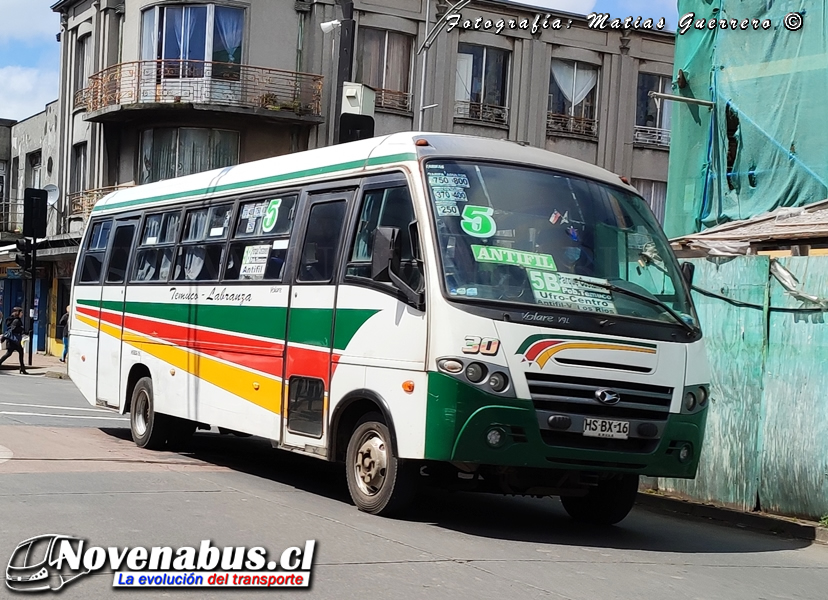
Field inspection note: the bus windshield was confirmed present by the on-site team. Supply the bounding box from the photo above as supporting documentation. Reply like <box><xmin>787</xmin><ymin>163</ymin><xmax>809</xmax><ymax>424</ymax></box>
<box><xmin>424</xmin><ymin>159</ymin><xmax>698</xmax><ymax>329</ymax></box>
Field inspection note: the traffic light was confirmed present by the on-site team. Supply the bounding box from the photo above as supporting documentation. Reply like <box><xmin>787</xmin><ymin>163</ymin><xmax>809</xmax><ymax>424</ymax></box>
<box><xmin>23</xmin><ymin>188</ymin><xmax>48</xmax><ymax>239</ymax></box>
<box><xmin>13</xmin><ymin>238</ymin><xmax>31</xmax><ymax>275</ymax></box>
<box><xmin>339</xmin><ymin>113</ymin><xmax>375</xmax><ymax>143</ymax></box>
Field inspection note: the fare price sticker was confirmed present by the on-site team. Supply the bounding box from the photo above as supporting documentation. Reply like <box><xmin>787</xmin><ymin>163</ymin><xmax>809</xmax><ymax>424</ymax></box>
<box><xmin>527</xmin><ymin>270</ymin><xmax>618</xmax><ymax>314</ymax></box>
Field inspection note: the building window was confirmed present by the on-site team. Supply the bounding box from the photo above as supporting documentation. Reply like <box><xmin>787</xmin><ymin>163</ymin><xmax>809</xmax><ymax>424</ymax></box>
<box><xmin>141</xmin><ymin>4</ymin><xmax>244</xmax><ymax>79</ymax></box>
<box><xmin>356</xmin><ymin>28</ymin><xmax>413</xmax><ymax>112</ymax></box>
<box><xmin>547</xmin><ymin>59</ymin><xmax>598</xmax><ymax>139</ymax></box>
<box><xmin>140</xmin><ymin>128</ymin><xmax>239</xmax><ymax>184</ymax></box>
<box><xmin>28</xmin><ymin>152</ymin><xmax>42</xmax><ymax>189</ymax></box>
<box><xmin>635</xmin><ymin>74</ymin><xmax>672</xmax><ymax>147</ymax></box>
<box><xmin>74</xmin><ymin>34</ymin><xmax>91</xmax><ymax>93</ymax></box>
<box><xmin>454</xmin><ymin>43</ymin><xmax>510</xmax><ymax>125</ymax></box>
<box><xmin>632</xmin><ymin>179</ymin><xmax>667</xmax><ymax>224</ymax></box>
<box><xmin>70</xmin><ymin>143</ymin><xmax>87</xmax><ymax>194</ymax></box>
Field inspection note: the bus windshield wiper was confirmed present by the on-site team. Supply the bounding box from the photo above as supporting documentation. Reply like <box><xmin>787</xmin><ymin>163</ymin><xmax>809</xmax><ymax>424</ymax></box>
<box><xmin>565</xmin><ymin>276</ymin><xmax>699</xmax><ymax>336</ymax></box>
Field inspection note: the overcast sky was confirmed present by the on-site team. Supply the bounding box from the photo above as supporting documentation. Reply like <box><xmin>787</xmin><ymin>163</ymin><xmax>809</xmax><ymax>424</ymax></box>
<box><xmin>0</xmin><ymin>0</ymin><xmax>678</xmax><ymax>122</ymax></box>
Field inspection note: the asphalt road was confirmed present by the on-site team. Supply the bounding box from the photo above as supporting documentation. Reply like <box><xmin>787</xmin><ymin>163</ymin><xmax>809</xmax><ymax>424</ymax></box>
<box><xmin>1</xmin><ymin>373</ymin><xmax>827</xmax><ymax>599</ymax></box>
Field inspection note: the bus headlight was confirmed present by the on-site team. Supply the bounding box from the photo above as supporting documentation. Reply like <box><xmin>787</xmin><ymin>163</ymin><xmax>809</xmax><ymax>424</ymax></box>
<box><xmin>698</xmin><ymin>386</ymin><xmax>708</xmax><ymax>406</ymax></box>
<box><xmin>437</xmin><ymin>359</ymin><xmax>464</xmax><ymax>374</ymax></box>
<box><xmin>684</xmin><ymin>391</ymin><xmax>697</xmax><ymax>412</ymax></box>
<box><xmin>488</xmin><ymin>372</ymin><xmax>509</xmax><ymax>393</ymax></box>
<box><xmin>465</xmin><ymin>362</ymin><xmax>487</xmax><ymax>383</ymax></box>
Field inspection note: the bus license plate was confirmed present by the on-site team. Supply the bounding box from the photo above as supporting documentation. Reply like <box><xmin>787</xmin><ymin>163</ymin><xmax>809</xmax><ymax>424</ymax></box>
<box><xmin>583</xmin><ymin>418</ymin><xmax>629</xmax><ymax>439</ymax></box>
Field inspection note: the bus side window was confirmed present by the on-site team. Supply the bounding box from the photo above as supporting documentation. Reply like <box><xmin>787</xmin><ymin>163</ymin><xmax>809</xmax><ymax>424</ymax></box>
<box><xmin>346</xmin><ymin>186</ymin><xmax>420</xmax><ymax>290</ymax></box>
<box><xmin>132</xmin><ymin>210</ymin><xmax>181</xmax><ymax>282</ymax></box>
<box><xmin>173</xmin><ymin>204</ymin><xmax>232</xmax><ymax>282</ymax></box>
<box><xmin>224</xmin><ymin>195</ymin><xmax>297</xmax><ymax>282</ymax></box>
<box><xmin>297</xmin><ymin>201</ymin><xmax>347</xmax><ymax>283</ymax></box>
<box><xmin>79</xmin><ymin>220</ymin><xmax>113</xmax><ymax>283</ymax></box>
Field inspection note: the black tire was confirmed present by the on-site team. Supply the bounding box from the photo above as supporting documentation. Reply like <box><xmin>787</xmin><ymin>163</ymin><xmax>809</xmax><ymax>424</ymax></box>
<box><xmin>560</xmin><ymin>474</ymin><xmax>640</xmax><ymax>526</ymax></box>
<box><xmin>345</xmin><ymin>412</ymin><xmax>415</xmax><ymax>516</ymax></box>
<box><xmin>129</xmin><ymin>377</ymin><xmax>169</xmax><ymax>450</ymax></box>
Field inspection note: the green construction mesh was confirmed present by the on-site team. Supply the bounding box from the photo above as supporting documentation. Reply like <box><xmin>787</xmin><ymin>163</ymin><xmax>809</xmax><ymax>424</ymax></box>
<box><xmin>663</xmin><ymin>0</ymin><xmax>827</xmax><ymax>238</ymax></box>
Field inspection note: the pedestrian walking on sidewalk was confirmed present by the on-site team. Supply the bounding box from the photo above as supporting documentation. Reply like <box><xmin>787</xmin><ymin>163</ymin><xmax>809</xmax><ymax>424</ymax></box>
<box><xmin>0</xmin><ymin>307</ymin><xmax>28</xmax><ymax>374</ymax></box>
<box><xmin>59</xmin><ymin>305</ymin><xmax>70</xmax><ymax>363</ymax></box>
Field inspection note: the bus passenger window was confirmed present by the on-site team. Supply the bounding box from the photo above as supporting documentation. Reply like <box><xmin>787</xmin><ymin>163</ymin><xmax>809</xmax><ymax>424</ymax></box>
<box><xmin>297</xmin><ymin>201</ymin><xmax>346</xmax><ymax>283</ymax></box>
<box><xmin>174</xmin><ymin>244</ymin><xmax>224</xmax><ymax>281</ymax></box>
<box><xmin>105</xmin><ymin>224</ymin><xmax>136</xmax><ymax>284</ymax></box>
<box><xmin>222</xmin><ymin>195</ymin><xmax>297</xmax><ymax>282</ymax></box>
<box><xmin>225</xmin><ymin>242</ymin><xmax>287</xmax><ymax>281</ymax></box>
<box><xmin>346</xmin><ymin>186</ymin><xmax>420</xmax><ymax>289</ymax></box>
<box><xmin>173</xmin><ymin>205</ymin><xmax>231</xmax><ymax>282</ymax></box>
<box><xmin>79</xmin><ymin>220</ymin><xmax>113</xmax><ymax>283</ymax></box>
<box><xmin>132</xmin><ymin>210</ymin><xmax>181</xmax><ymax>282</ymax></box>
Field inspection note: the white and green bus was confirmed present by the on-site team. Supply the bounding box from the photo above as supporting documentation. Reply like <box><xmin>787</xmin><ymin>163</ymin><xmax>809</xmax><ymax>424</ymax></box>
<box><xmin>69</xmin><ymin>132</ymin><xmax>710</xmax><ymax>524</ymax></box>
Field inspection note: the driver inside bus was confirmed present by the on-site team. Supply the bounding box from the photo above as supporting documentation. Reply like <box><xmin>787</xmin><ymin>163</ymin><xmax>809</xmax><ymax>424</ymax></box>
<box><xmin>534</xmin><ymin>224</ymin><xmax>595</xmax><ymax>276</ymax></box>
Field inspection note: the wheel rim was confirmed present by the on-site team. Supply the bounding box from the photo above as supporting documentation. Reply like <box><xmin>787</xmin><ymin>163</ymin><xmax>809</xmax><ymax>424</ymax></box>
<box><xmin>353</xmin><ymin>430</ymin><xmax>388</xmax><ymax>497</ymax></box>
<box><xmin>133</xmin><ymin>390</ymin><xmax>150</xmax><ymax>437</ymax></box>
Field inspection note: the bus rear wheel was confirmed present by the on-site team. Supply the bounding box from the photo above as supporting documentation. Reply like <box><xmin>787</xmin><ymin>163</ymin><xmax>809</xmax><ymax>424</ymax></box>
<box><xmin>130</xmin><ymin>377</ymin><xmax>168</xmax><ymax>450</ymax></box>
<box><xmin>345</xmin><ymin>413</ymin><xmax>414</xmax><ymax>516</ymax></box>
<box><xmin>560</xmin><ymin>474</ymin><xmax>640</xmax><ymax>526</ymax></box>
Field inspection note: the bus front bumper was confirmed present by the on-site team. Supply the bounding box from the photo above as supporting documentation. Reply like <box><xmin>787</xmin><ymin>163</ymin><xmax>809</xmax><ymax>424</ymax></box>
<box><xmin>424</xmin><ymin>372</ymin><xmax>708</xmax><ymax>478</ymax></box>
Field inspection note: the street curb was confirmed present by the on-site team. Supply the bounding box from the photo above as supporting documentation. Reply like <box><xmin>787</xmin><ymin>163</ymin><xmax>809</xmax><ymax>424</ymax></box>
<box><xmin>44</xmin><ymin>370</ymin><xmax>67</xmax><ymax>379</ymax></box>
<box><xmin>637</xmin><ymin>492</ymin><xmax>828</xmax><ymax>545</ymax></box>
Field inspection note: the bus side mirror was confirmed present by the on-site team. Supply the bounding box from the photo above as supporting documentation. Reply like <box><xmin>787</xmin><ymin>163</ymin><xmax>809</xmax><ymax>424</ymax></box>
<box><xmin>680</xmin><ymin>262</ymin><xmax>695</xmax><ymax>287</ymax></box>
<box><xmin>372</xmin><ymin>226</ymin><xmax>425</xmax><ymax>311</ymax></box>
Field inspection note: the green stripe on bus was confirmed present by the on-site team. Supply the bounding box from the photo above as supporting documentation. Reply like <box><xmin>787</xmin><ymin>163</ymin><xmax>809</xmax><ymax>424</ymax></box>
<box><xmin>78</xmin><ymin>299</ymin><xmax>378</xmax><ymax>349</ymax></box>
<box><xmin>92</xmin><ymin>152</ymin><xmax>419</xmax><ymax>213</ymax></box>
<box><xmin>515</xmin><ymin>334</ymin><xmax>657</xmax><ymax>355</ymax></box>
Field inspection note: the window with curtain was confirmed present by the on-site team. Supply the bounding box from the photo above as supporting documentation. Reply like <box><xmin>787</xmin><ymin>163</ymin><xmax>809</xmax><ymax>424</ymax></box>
<box><xmin>173</xmin><ymin>204</ymin><xmax>232</xmax><ymax>281</ymax></box>
<box><xmin>74</xmin><ymin>33</ymin><xmax>91</xmax><ymax>94</ymax></box>
<box><xmin>635</xmin><ymin>74</ymin><xmax>672</xmax><ymax>146</ymax></box>
<box><xmin>632</xmin><ymin>179</ymin><xmax>667</xmax><ymax>224</ymax></box>
<box><xmin>140</xmin><ymin>4</ymin><xmax>245</xmax><ymax>79</ymax></box>
<box><xmin>356</xmin><ymin>28</ymin><xmax>413</xmax><ymax>111</ymax></box>
<box><xmin>70</xmin><ymin>143</ymin><xmax>87</xmax><ymax>195</ymax></box>
<box><xmin>547</xmin><ymin>59</ymin><xmax>598</xmax><ymax>138</ymax></box>
<box><xmin>455</xmin><ymin>43</ymin><xmax>510</xmax><ymax>125</ymax></box>
<box><xmin>140</xmin><ymin>127</ymin><xmax>239</xmax><ymax>184</ymax></box>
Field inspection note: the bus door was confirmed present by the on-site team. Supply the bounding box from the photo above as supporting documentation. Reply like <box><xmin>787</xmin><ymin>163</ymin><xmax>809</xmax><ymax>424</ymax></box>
<box><xmin>282</xmin><ymin>190</ymin><xmax>353</xmax><ymax>453</ymax></box>
<box><xmin>96</xmin><ymin>218</ymin><xmax>138</xmax><ymax>408</ymax></box>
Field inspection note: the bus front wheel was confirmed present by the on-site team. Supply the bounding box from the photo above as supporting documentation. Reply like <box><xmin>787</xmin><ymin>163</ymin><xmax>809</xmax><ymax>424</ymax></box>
<box><xmin>130</xmin><ymin>377</ymin><xmax>168</xmax><ymax>450</ymax></box>
<box><xmin>345</xmin><ymin>413</ymin><xmax>414</xmax><ymax>516</ymax></box>
<box><xmin>560</xmin><ymin>474</ymin><xmax>640</xmax><ymax>526</ymax></box>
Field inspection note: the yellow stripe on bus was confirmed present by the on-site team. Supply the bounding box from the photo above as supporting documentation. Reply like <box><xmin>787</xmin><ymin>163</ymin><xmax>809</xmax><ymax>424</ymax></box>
<box><xmin>76</xmin><ymin>314</ymin><xmax>282</xmax><ymax>415</ymax></box>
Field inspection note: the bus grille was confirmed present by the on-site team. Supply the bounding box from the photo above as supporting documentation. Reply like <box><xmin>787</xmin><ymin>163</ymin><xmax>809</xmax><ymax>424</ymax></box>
<box><xmin>526</xmin><ymin>373</ymin><xmax>673</xmax><ymax>422</ymax></box>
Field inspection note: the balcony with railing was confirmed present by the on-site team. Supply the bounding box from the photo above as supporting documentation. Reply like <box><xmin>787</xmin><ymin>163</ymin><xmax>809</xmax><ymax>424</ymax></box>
<box><xmin>78</xmin><ymin>60</ymin><xmax>324</xmax><ymax>123</ymax></box>
<box><xmin>68</xmin><ymin>185</ymin><xmax>134</xmax><ymax>225</ymax></box>
<box><xmin>633</xmin><ymin>126</ymin><xmax>671</xmax><ymax>147</ymax></box>
<box><xmin>546</xmin><ymin>113</ymin><xmax>598</xmax><ymax>139</ymax></box>
<box><xmin>375</xmin><ymin>88</ymin><xmax>412</xmax><ymax>113</ymax></box>
<box><xmin>0</xmin><ymin>200</ymin><xmax>23</xmax><ymax>236</ymax></box>
<box><xmin>454</xmin><ymin>101</ymin><xmax>509</xmax><ymax>126</ymax></box>
<box><xmin>73</xmin><ymin>87</ymin><xmax>89</xmax><ymax>112</ymax></box>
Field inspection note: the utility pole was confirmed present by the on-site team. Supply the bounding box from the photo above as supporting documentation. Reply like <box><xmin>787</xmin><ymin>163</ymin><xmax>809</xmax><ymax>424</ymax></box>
<box><xmin>333</xmin><ymin>0</ymin><xmax>355</xmax><ymax>145</ymax></box>
<box><xmin>22</xmin><ymin>188</ymin><xmax>47</xmax><ymax>367</ymax></box>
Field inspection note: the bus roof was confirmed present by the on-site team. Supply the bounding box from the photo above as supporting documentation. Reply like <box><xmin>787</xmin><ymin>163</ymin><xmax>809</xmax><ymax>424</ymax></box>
<box><xmin>92</xmin><ymin>132</ymin><xmax>637</xmax><ymax>214</ymax></box>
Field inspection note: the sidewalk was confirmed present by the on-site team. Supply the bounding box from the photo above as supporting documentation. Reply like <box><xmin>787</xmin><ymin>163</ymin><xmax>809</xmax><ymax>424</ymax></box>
<box><xmin>638</xmin><ymin>489</ymin><xmax>828</xmax><ymax>545</ymax></box>
<box><xmin>0</xmin><ymin>350</ymin><xmax>67</xmax><ymax>377</ymax></box>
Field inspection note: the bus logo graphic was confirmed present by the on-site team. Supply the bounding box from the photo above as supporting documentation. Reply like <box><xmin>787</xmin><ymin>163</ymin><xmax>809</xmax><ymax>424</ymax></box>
<box><xmin>517</xmin><ymin>335</ymin><xmax>657</xmax><ymax>370</ymax></box>
<box><xmin>594</xmin><ymin>388</ymin><xmax>621</xmax><ymax>405</ymax></box>
<box><xmin>6</xmin><ymin>535</ymin><xmax>88</xmax><ymax>593</ymax></box>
